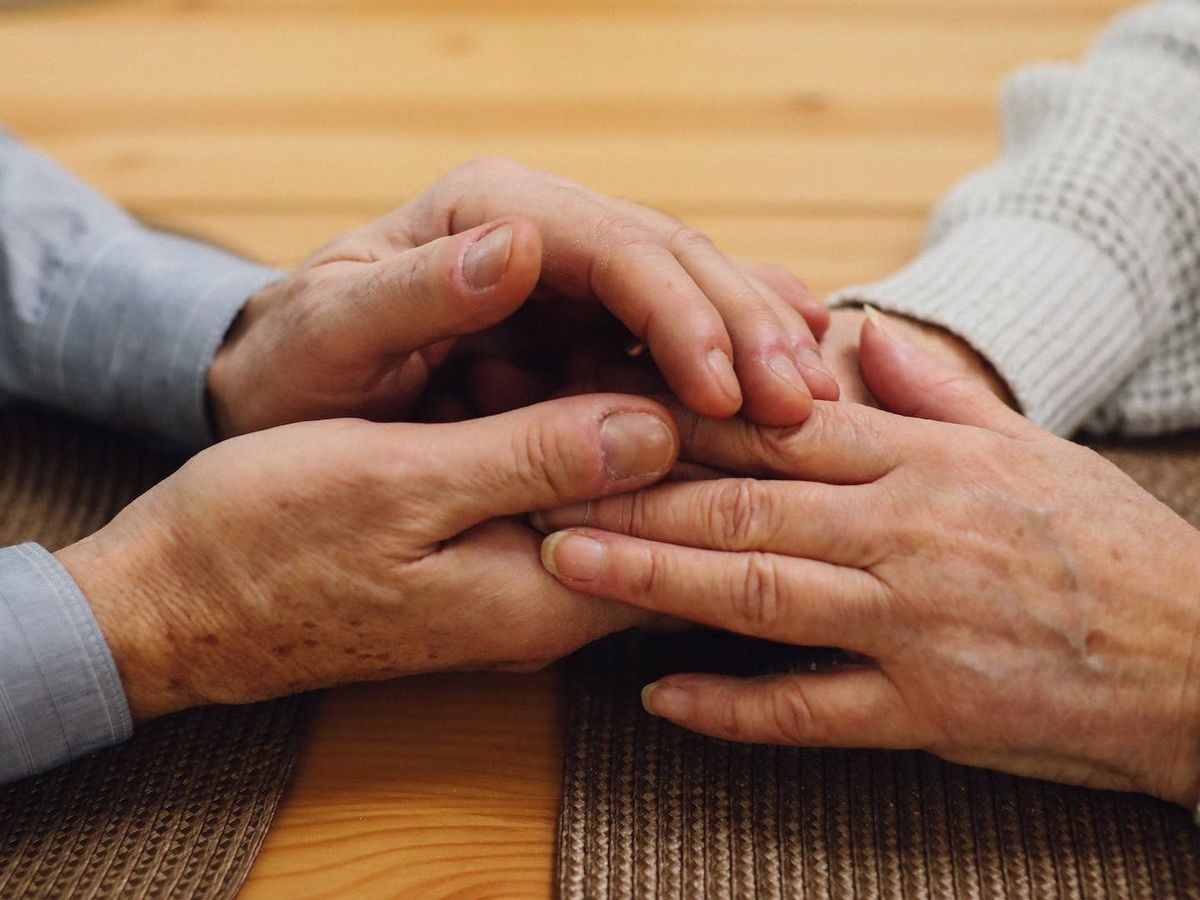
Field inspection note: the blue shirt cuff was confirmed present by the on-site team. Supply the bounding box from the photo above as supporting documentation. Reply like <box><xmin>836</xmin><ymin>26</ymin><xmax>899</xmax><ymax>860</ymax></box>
<box><xmin>0</xmin><ymin>132</ymin><xmax>283</xmax><ymax>449</ymax></box>
<box><xmin>0</xmin><ymin>543</ymin><xmax>131</xmax><ymax>784</ymax></box>
<box><xmin>42</xmin><ymin>234</ymin><xmax>282</xmax><ymax>449</ymax></box>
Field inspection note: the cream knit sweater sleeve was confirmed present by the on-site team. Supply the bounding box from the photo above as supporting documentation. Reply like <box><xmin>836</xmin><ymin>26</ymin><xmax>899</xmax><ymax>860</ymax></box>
<box><xmin>830</xmin><ymin>0</ymin><xmax>1200</xmax><ymax>438</ymax></box>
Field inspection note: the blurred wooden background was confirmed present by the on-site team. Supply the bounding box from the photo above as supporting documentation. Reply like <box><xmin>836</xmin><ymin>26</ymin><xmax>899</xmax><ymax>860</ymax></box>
<box><xmin>0</xmin><ymin>0</ymin><xmax>1136</xmax><ymax>896</ymax></box>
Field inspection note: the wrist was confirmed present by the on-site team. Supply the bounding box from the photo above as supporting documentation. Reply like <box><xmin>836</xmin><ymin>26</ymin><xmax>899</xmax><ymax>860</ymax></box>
<box><xmin>206</xmin><ymin>279</ymin><xmax>280</xmax><ymax>440</ymax></box>
<box><xmin>56</xmin><ymin>526</ymin><xmax>200</xmax><ymax>721</ymax></box>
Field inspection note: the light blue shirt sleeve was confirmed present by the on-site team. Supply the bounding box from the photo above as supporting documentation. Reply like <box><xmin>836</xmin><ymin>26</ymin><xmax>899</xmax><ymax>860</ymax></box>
<box><xmin>0</xmin><ymin>545</ymin><xmax>132</xmax><ymax>784</ymax></box>
<box><xmin>0</xmin><ymin>132</ymin><xmax>283</xmax><ymax>783</ymax></box>
<box><xmin>0</xmin><ymin>131</ymin><xmax>282</xmax><ymax>445</ymax></box>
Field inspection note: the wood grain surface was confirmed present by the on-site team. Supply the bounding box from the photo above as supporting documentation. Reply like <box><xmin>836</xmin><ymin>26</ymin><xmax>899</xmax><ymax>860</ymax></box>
<box><xmin>0</xmin><ymin>0</ymin><xmax>1137</xmax><ymax>896</ymax></box>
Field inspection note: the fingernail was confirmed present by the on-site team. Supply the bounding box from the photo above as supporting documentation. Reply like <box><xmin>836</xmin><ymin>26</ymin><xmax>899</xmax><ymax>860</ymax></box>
<box><xmin>642</xmin><ymin>682</ymin><xmax>692</xmax><ymax>719</ymax></box>
<box><xmin>541</xmin><ymin>531</ymin><xmax>606</xmax><ymax>581</ymax></box>
<box><xmin>463</xmin><ymin>224</ymin><xmax>513</xmax><ymax>290</ymax></box>
<box><xmin>767</xmin><ymin>353</ymin><xmax>810</xmax><ymax>395</ymax></box>
<box><xmin>795</xmin><ymin>347</ymin><xmax>835</xmax><ymax>381</ymax></box>
<box><xmin>707</xmin><ymin>349</ymin><xmax>743</xmax><ymax>406</ymax></box>
<box><xmin>862</xmin><ymin>304</ymin><xmax>889</xmax><ymax>334</ymax></box>
<box><xmin>600</xmin><ymin>413</ymin><xmax>676</xmax><ymax>481</ymax></box>
<box><xmin>531</xmin><ymin>501</ymin><xmax>591</xmax><ymax>533</ymax></box>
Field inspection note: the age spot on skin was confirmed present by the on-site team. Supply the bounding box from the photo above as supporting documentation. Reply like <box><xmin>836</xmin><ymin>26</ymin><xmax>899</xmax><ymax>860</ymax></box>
<box><xmin>343</xmin><ymin>646</ymin><xmax>357</xmax><ymax>655</ymax></box>
<box><xmin>198</xmin><ymin>634</ymin><xmax>219</xmax><ymax>646</ymax></box>
<box><xmin>303</xmin><ymin>639</ymin><xmax>320</xmax><ymax>648</ymax></box>
<box><xmin>1086</xmin><ymin>629</ymin><xmax>1107</xmax><ymax>655</ymax></box>
<box><xmin>348</xmin><ymin>619</ymin><xmax>363</xmax><ymax>627</ymax></box>
<box><xmin>301</xmin><ymin>621</ymin><xmax>318</xmax><ymax>630</ymax></box>
<box><xmin>272</xmin><ymin>644</ymin><xmax>294</xmax><ymax>658</ymax></box>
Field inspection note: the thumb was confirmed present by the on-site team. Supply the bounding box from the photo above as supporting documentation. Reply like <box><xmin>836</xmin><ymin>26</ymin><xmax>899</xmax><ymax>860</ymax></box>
<box><xmin>858</xmin><ymin>307</ymin><xmax>1038</xmax><ymax>439</ymax></box>
<box><xmin>323</xmin><ymin>217</ymin><xmax>543</xmax><ymax>361</ymax></box>
<box><xmin>403</xmin><ymin>394</ymin><xmax>679</xmax><ymax>539</ymax></box>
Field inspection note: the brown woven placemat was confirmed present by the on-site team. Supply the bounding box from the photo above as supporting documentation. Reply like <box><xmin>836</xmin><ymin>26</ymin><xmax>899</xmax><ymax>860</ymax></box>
<box><xmin>0</xmin><ymin>407</ymin><xmax>312</xmax><ymax>899</ymax></box>
<box><xmin>559</xmin><ymin>437</ymin><xmax>1200</xmax><ymax>899</ymax></box>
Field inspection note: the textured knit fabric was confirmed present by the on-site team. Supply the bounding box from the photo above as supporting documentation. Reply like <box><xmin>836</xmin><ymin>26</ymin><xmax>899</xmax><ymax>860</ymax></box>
<box><xmin>0</xmin><ymin>407</ymin><xmax>312</xmax><ymax>898</ymax></box>
<box><xmin>0</xmin><ymin>132</ymin><xmax>281</xmax><ymax>785</ymax></box>
<box><xmin>831</xmin><ymin>0</ymin><xmax>1200</xmax><ymax>438</ymax></box>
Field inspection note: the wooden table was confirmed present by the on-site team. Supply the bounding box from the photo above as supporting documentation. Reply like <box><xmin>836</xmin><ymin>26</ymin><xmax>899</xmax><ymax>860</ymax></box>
<box><xmin>0</xmin><ymin>0</ymin><xmax>1135</xmax><ymax>895</ymax></box>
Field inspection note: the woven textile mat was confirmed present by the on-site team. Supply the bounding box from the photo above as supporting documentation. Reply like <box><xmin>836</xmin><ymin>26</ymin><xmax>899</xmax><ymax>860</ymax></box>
<box><xmin>559</xmin><ymin>437</ymin><xmax>1200</xmax><ymax>900</ymax></box>
<box><xmin>0</xmin><ymin>408</ymin><xmax>311</xmax><ymax>899</ymax></box>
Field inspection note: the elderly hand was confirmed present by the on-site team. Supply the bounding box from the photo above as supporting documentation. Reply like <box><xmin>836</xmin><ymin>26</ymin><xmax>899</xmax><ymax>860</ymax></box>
<box><xmin>822</xmin><ymin>306</ymin><xmax>1011</xmax><ymax>406</ymax></box>
<box><xmin>207</xmin><ymin>157</ymin><xmax>834</xmax><ymax>438</ymax></box>
<box><xmin>55</xmin><ymin>394</ymin><xmax>677</xmax><ymax>720</ymax></box>
<box><xmin>536</xmin><ymin>314</ymin><xmax>1200</xmax><ymax>806</ymax></box>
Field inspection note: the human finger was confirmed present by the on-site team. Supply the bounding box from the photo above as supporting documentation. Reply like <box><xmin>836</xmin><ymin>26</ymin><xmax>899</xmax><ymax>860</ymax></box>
<box><xmin>429</xmin><ymin>519</ymin><xmax>655</xmax><ymax>661</ymax></box>
<box><xmin>859</xmin><ymin>308</ymin><xmax>1037</xmax><ymax>440</ymax></box>
<box><xmin>540</xmin><ymin>528</ymin><xmax>886</xmax><ymax>651</ymax></box>
<box><xmin>670</xmin><ymin>236</ymin><xmax>826</xmax><ymax>424</ymax></box>
<box><xmin>318</xmin><ymin>218</ymin><xmax>542</xmax><ymax>364</ymax></box>
<box><xmin>589</xmin><ymin>238</ymin><xmax>746</xmax><ymax>418</ymax></box>
<box><xmin>741</xmin><ymin>269</ymin><xmax>839</xmax><ymax>399</ymax></box>
<box><xmin>532</xmin><ymin>477</ymin><xmax>876</xmax><ymax>566</ymax></box>
<box><xmin>666</xmin><ymin>399</ymin><xmax>910</xmax><ymax>484</ymax></box>
<box><xmin>737</xmin><ymin>261</ymin><xmax>831</xmax><ymax>340</ymax></box>
<box><xmin>639</xmin><ymin>669</ymin><xmax>922</xmax><ymax>748</ymax></box>
<box><xmin>401</xmin><ymin>394</ymin><xmax>679</xmax><ymax>538</ymax></box>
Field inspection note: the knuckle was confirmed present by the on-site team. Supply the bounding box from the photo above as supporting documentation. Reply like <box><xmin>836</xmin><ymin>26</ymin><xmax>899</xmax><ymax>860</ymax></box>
<box><xmin>666</xmin><ymin>225</ymin><xmax>717</xmax><ymax>257</ymax></box>
<box><xmin>399</xmin><ymin>252</ymin><xmax>433</xmax><ymax>302</ymax></box>
<box><xmin>732</xmin><ymin>552</ymin><xmax>785</xmax><ymax>633</ymax></box>
<box><xmin>631</xmin><ymin>544</ymin><xmax>666</xmax><ymax>600</ymax></box>
<box><xmin>437</xmin><ymin>156</ymin><xmax>528</xmax><ymax>211</ymax></box>
<box><xmin>717</xmin><ymin>695</ymin><xmax>752</xmax><ymax>741</ymax></box>
<box><xmin>767</xmin><ymin>405</ymin><xmax>872</xmax><ymax>474</ymax></box>
<box><xmin>772</xmin><ymin>686</ymin><xmax>819</xmax><ymax>744</ymax></box>
<box><xmin>512</xmin><ymin>422</ymin><xmax>581</xmax><ymax>498</ymax></box>
<box><xmin>709</xmin><ymin>478</ymin><xmax>772</xmax><ymax>548</ymax></box>
<box><xmin>622</xmin><ymin>490</ymin><xmax>649</xmax><ymax>537</ymax></box>
<box><xmin>757</xmin><ymin>421</ymin><xmax>809</xmax><ymax>473</ymax></box>
<box><xmin>592</xmin><ymin>213</ymin><xmax>657</xmax><ymax>251</ymax></box>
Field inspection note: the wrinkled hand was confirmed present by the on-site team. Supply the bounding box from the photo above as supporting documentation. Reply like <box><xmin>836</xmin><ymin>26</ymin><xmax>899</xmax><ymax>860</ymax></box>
<box><xmin>822</xmin><ymin>306</ymin><xmax>1011</xmax><ymax>406</ymax></box>
<box><xmin>208</xmin><ymin>157</ymin><xmax>834</xmax><ymax>438</ymax></box>
<box><xmin>536</xmin><ymin>314</ymin><xmax>1200</xmax><ymax>806</ymax></box>
<box><xmin>56</xmin><ymin>394</ymin><xmax>678</xmax><ymax>720</ymax></box>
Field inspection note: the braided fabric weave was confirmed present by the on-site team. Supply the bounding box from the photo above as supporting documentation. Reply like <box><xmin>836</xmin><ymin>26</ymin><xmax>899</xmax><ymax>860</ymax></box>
<box><xmin>559</xmin><ymin>438</ymin><xmax>1200</xmax><ymax>900</ymax></box>
<box><xmin>0</xmin><ymin>408</ymin><xmax>310</xmax><ymax>899</ymax></box>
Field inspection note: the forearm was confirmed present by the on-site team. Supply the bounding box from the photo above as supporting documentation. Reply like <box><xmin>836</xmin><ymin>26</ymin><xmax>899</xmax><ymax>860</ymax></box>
<box><xmin>0</xmin><ymin>131</ymin><xmax>281</xmax><ymax>448</ymax></box>
<box><xmin>832</xmin><ymin>0</ymin><xmax>1200</xmax><ymax>437</ymax></box>
<box><xmin>0</xmin><ymin>544</ymin><xmax>130</xmax><ymax>785</ymax></box>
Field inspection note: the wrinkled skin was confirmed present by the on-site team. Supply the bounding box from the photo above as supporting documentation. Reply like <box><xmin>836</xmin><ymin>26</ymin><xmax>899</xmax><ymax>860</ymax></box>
<box><xmin>538</xmin><ymin>316</ymin><xmax>1200</xmax><ymax>807</ymax></box>
<box><xmin>208</xmin><ymin>156</ymin><xmax>834</xmax><ymax>438</ymax></box>
<box><xmin>58</xmin><ymin>395</ymin><xmax>678</xmax><ymax>720</ymax></box>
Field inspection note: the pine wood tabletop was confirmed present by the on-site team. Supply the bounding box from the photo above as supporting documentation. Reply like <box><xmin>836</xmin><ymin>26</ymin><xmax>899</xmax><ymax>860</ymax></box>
<box><xmin>0</xmin><ymin>0</ymin><xmax>1135</xmax><ymax>895</ymax></box>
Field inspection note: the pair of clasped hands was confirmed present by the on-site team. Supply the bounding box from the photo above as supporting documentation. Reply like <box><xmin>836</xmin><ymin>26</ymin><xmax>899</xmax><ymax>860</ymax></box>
<box><xmin>60</xmin><ymin>159</ymin><xmax>1200</xmax><ymax>807</ymax></box>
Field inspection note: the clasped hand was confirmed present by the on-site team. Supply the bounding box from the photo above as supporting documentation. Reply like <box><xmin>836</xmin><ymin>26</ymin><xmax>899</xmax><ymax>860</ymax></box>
<box><xmin>57</xmin><ymin>157</ymin><xmax>831</xmax><ymax>722</ymax></box>
<box><xmin>56</xmin><ymin>156</ymin><xmax>1200</xmax><ymax>810</ymax></box>
<box><xmin>538</xmin><ymin>315</ymin><xmax>1200</xmax><ymax>807</ymax></box>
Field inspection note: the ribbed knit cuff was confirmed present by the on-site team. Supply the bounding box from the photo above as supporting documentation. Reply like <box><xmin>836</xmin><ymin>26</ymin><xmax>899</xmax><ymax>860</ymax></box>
<box><xmin>829</xmin><ymin>216</ymin><xmax>1145</xmax><ymax>437</ymax></box>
